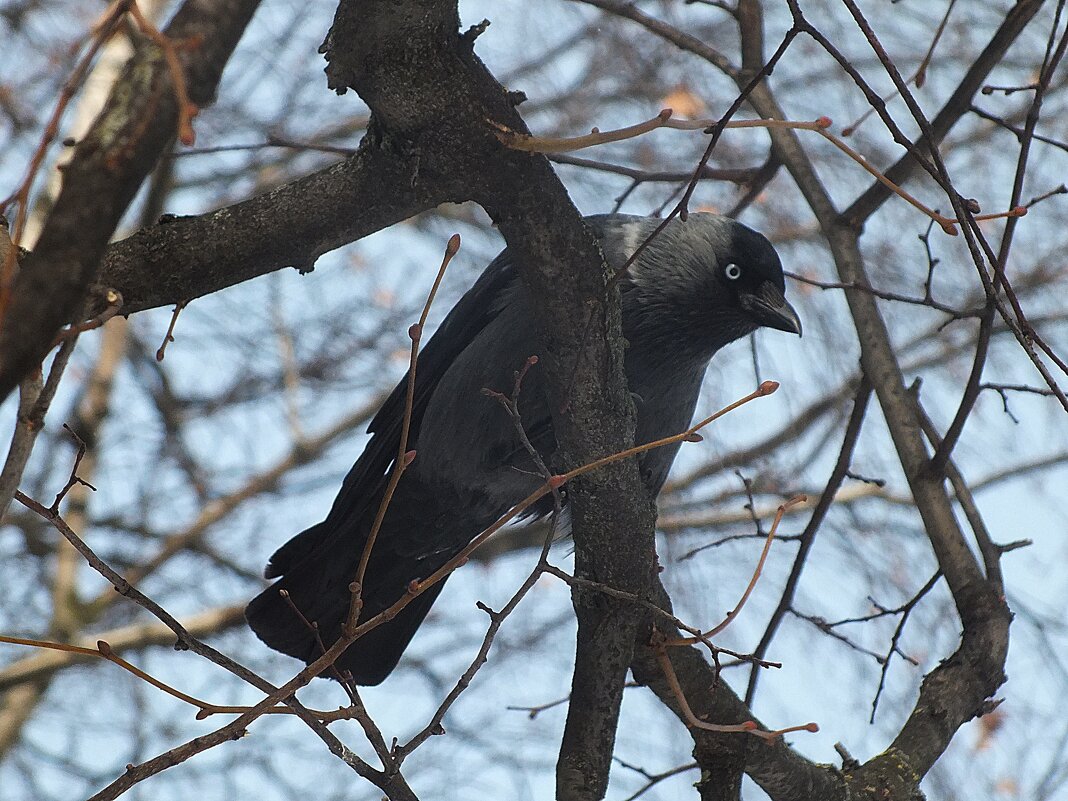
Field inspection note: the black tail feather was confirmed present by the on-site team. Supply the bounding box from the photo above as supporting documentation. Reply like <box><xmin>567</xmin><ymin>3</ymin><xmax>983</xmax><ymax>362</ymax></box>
<box><xmin>246</xmin><ymin>519</ymin><xmax>453</xmax><ymax>685</ymax></box>
<box><xmin>246</xmin><ymin>566</ymin><xmax>447</xmax><ymax>685</ymax></box>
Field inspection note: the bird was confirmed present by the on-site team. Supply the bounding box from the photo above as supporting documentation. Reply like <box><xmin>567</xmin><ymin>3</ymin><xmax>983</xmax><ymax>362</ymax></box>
<box><xmin>245</xmin><ymin>213</ymin><xmax>801</xmax><ymax>685</ymax></box>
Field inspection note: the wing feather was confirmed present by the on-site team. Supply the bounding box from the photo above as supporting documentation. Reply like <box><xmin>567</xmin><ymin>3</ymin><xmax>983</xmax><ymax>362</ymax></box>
<box><xmin>264</xmin><ymin>249</ymin><xmax>520</xmax><ymax>576</ymax></box>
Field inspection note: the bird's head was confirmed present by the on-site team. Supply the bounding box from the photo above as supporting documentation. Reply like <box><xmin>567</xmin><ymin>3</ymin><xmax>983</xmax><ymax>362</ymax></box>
<box><xmin>600</xmin><ymin>213</ymin><xmax>801</xmax><ymax>360</ymax></box>
<box><xmin>714</xmin><ymin>218</ymin><xmax>802</xmax><ymax>337</ymax></box>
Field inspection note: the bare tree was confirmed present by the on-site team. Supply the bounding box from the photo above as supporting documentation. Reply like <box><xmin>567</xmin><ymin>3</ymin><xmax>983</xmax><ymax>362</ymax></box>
<box><xmin>1</xmin><ymin>1</ymin><xmax>1066</xmax><ymax>800</ymax></box>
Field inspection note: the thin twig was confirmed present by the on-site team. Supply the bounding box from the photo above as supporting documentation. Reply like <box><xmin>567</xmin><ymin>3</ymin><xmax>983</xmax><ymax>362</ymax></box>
<box><xmin>345</xmin><ymin>233</ymin><xmax>460</xmax><ymax>632</ymax></box>
<box><xmin>491</xmin><ymin>108</ymin><xmax>675</xmax><ymax>153</ymax></box>
<box><xmin>127</xmin><ymin>1</ymin><xmax>200</xmax><ymax>145</ymax></box>
<box><xmin>0</xmin><ymin>0</ymin><xmax>131</xmax><ymax>323</ymax></box>
<box><xmin>48</xmin><ymin>424</ymin><xmax>97</xmax><ymax>513</ymax></box>
<box><xmin>653</xmin><ymin>633</ymin><xmax>817</xmax><ymax>740</ymax></box>
<box><xmin>615</xmin><ymin>759</ymin><xmax>697</xmax><ymax>801</ymax></box>
<box><xmin>840</xmin><ymin>0</ymin><xmax>958</xmax><ymax>136</ymax></box>
<box><xmin>507</xmin><ymin>694</ymin><xmax>571</xmax><ymax>719</ymax></box>
<box><xmin>50</xmin><ymin>289</ymin><xmax>123</xmax><ymax>347</ymax></box>
<box><xmin>870</xmin><ymin>571</ymin><xmax>943</xmax><ymax>722</ymax></box>
<box><xmin>0</xmin><ymin>634</ymin><xmax>358</xmax><ymax>721</ymax></box>
<box><xmin>746</xmin><ymin>379</ymin><xmax>872</xmax><ymax>704</ymax></box>
<box><xmin>12</xmin><ymin>490</ymin><xmax>398</xmax><ymax>797</ymax></box>
<box><xmin>155</xmin><ymin>300</ymin><xmax>187</xmax><ymax>361</ymax></box>
<box><xmin>672</xmin><ymin>495</ymin><xmax>806</xmax><ymax>644</ymax></box>
<box><xmin>497</xmin><ymin>109</ymin><xmax>1026</xmax><ymax>233</ymax></box>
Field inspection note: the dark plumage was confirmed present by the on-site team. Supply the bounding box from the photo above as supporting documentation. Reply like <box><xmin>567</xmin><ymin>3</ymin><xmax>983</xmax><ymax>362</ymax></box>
<box><xmin>246</xmin><ymin>213</ymin><xmax>801</xmax><ymax>684</ymax></box>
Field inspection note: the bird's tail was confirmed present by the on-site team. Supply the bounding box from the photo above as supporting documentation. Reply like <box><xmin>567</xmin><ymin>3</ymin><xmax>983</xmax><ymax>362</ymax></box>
<box><xmin>245</xmin><ymin>516</ymin><xmax>451</xmax><ymax>686</ymax></box>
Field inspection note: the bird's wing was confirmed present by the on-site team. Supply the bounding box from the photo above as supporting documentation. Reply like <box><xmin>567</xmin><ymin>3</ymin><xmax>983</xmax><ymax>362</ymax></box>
<box><xmin>264</xmin><ymin>250</ymin><xmax>520</xmax><ymax>578</ymax></box>
<box><xmin>333</xmin><ymin>249</ymin><xmax>521</xmax><ymax>517</ymax></box>
<box><xmin>266</xmin><ymin>216</ymin><xmax>645</xmax><ymax>578</ymax></box>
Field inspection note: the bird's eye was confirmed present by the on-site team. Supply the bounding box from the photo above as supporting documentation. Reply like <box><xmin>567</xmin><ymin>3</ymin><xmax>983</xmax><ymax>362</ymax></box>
<box><xmin>724</xmin><ymin>263</ymin><xmax>742</xmax><ymax>280</ymax></box>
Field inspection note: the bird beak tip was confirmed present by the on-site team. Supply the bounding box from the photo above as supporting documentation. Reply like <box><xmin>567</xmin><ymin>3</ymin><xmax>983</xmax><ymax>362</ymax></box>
<box><xmin>780</xmin><ymin>303</ymin><xmax>803</xmax><ymax>337</ymax></box>
<box><xmin>767</xmin><ymin>311</ymin><xmax>802</xmax><ymax>337</ymax></box>
<box><xmin>760</xmin><ymin>292</ymin><xmax>803</xmax><ymax>337</ymax></box>
<box><xmin>747</xmin><ymin>283</ymin><xmax>802</xmax><ymax>337</ymax></box>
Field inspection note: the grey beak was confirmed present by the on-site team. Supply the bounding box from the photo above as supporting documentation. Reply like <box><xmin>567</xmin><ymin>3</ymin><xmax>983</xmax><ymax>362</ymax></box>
<box><xmin>741</xmin><ymin>281</ymin><xmax>803</xmax><ymax>336</ymax></box>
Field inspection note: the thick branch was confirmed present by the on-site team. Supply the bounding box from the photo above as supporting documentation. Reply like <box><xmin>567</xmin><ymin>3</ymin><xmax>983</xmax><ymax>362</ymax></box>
<box><xmin>590</xmin><ymin>0</ymin><xmax>1018</xmax><ymax>795</ymax></box>
<box><xmin>743</xmin><ymin>7</ymin><xmax>1011</xmax><ymax>784</ymax></box>
<box><xmin>320</xmin><ymin>2</ymin><xmax>655</xmax><ymax>799</ymax></box>
<box><xmin>843</xmin><ymin>0</ymin><xmax>1046</xmax><ymax>226</ymax></box>
<box><xmin>0</xmin><ymin>0</ymin><xmax>262</xmax><ymax>401</ymax></box>
<box><xmin>95</xmin><ymin>140</ymin><xmax>452</xmax><ymax>314</ymax></box>
<box><xmin>631</xmin><ymin>578</ymin><xmax>842</xmax><ymax>801</ymax></box>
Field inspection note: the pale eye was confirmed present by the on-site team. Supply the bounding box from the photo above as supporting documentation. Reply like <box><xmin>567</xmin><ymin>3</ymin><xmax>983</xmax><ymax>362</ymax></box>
<box><xmin>725</xmin><ymin>263</ymin><xmax>742</xmax><ymax>280</ymax></box>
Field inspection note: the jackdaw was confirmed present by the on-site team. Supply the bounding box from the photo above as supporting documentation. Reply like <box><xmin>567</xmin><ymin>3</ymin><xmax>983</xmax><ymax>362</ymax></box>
<box><xmin>246</xmin><ymin>213</ymin><xmax>801</xmax><ymax>684</ymax></box>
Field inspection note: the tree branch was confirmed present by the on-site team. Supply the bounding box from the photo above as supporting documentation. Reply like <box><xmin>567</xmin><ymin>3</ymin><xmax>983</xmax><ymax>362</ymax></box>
<box><xmin>0</xmin><ymin>0</ymin><xmax>263</xmax><ymax>401</ymax></box>
<box><xmin>94</xmin><ymin>139</ymin><xmax>453</xmax><ymax>315</ymax></box>
<box><xmin>0</xmin><ymin>605</ymin><xmax>245</xmax><ymax>691</ymax></box>
<box><xmin>587</xmin><ymin>0</ymin><xmax>1019</xmax><ymax>795</ymax></box>
<box><xmin>318</xmin><ymin>2</ymin><xmax>655</xmax><ymax>798</ymax></box>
